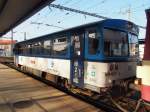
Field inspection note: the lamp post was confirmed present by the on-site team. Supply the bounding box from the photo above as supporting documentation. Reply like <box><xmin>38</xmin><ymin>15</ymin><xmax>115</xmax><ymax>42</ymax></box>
<box><xmin>24</xmin><ymin>32</ymin><xmax>26</xmax><ymax>41</ymax></box>
<box><xmin>20</xmin><ymin>32</ymin><xmax>27</xmax><ymax>41</ymax></box>
<box><xmin>11</xmin><ymin>30</ymin><xmax>16</xmax><ymax>56</ymax></box>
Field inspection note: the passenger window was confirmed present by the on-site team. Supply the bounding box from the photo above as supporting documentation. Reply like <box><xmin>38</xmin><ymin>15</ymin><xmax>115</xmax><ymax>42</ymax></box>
<box><xmin>24</xmin><ymin>44</ymin><xmax>28</xmax><ymax>55</ymax></box>
<box><xmin>73</xmin><ymin>35</ymin><xmax>81</xmax><ymax>56</ymax></box>
<box><xmin>18</xmin><ymin>45</ymin><xmax>23</xmax><ymax>55</ymax></box>
<box><xmin>52</xmin><ymin>37</ymin><xmax>68</xmax><ymax>56</ymax></box>
<box><xmin>43</xmin><ymin>40</ymin><xmax>51</xmax><ymax>55</ymax></box>
<box><xmin>33</xmin><ymin>42</ymin><xmax>42</xmax><ymax>55</ymax></box>
<box><xmin>22</xmin><ymin>44</ymin><xmax>27</xmax><ymax>55</ymax></box>
<box><xmin>88</xmin><ymin>29</ymin><xmax>99</xmax><ymax>55</ymax></box>
<box><xmin>27</xmin><ymin>44</ymin><xmax>32</xmax><ymax>54</ymax></box>
<box><xmin>13</xmin><ymin>45</ymin><xmax>19</xmax><ymax>54</ymax></box>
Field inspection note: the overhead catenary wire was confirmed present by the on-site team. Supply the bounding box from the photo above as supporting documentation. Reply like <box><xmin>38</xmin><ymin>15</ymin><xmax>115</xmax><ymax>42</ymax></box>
<box><xmin>46</xmin><ymin>0</ymin><xmax>78</xmax><ymax>24</ymax></box>
<box><xmin>49</xmin><ymin>0</ymin><xmax>84</xmax><ymax>17</ymax></box>
<box><xmin>60</xmin><ymin>0</ymin><xmax>108</xmax><ymax>24</ymax></box>
<box><xmin>49</xmin><ymin>4</ymin><xmax>146</xmax><ymax>29</ymax></box>
<box><xmin>30</xmin><ymin>22</ymin><xmax>65</xmax><ymax>29</ymax></box>
<box><xmin>49</xmin><ymin>4</ymin><xmax>109</xmax><ymax>19</ymax></box>
<box><xmin>48</xmin><ymin>0</ymin><xmax>104</xmax><ymax>24</ymax></box>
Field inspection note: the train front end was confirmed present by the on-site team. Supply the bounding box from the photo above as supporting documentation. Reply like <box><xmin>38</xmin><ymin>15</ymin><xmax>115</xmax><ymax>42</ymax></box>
<box><xmin>84</xmin><ymin>20</ymin><xmax>139</xmax><ymax>93</ymax></box>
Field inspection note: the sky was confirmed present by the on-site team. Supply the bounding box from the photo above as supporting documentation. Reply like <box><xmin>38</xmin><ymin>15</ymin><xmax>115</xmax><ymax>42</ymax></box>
<box><xmin>3</xmin><ymin>0</ymin><xmax>150</xmax><ymax>41</ymax></box>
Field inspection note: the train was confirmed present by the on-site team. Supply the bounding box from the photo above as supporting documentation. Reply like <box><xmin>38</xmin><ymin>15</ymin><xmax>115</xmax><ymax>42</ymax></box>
<box><xmin>137</xmin><ymin>9</ymin><xmax>150</xmax><ymax>103</ymax></box>
<box><xmin>13</xmin><ymin>19</ymin><xmax>139</xmax><ymax>95</ymax></box>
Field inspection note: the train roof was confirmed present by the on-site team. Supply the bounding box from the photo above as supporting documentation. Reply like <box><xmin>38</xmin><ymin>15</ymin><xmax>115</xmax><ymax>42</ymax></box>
<box><xmin>17</xmin><ymin>19</ymin><xmax>139</xmax><ymax>44</ymax></box>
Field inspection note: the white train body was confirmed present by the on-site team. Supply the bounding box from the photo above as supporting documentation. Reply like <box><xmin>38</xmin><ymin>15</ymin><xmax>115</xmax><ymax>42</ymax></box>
<box><xmin>15</xmin><ymin>55</ymin><xmax>136</xmax><ymax>92</ymax></box>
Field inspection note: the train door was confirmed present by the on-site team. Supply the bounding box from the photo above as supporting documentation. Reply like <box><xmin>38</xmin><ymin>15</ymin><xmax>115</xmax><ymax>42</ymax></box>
<box><xmin>71</xmin><ymin>32</ymin><xmax>84</xmax><ymax>88</ymax></box>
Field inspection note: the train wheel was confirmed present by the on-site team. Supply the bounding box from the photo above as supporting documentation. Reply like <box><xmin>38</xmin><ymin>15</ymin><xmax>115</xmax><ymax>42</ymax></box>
<box><xmin>41</xmin><ymin>72</ymin><xmax>46</xmax><ymax>79</ymax></box>
<box><xmin>64</xmin><ymin>79</ymin><xmax>70</xmax><ymax>89</ymax></box>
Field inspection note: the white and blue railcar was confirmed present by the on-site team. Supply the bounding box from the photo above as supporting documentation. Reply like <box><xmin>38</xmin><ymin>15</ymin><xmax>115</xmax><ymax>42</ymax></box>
<box><xmin>14</xmin><ymin>19</ymin><xmax>139</xmax><ymax>93</ymax></box>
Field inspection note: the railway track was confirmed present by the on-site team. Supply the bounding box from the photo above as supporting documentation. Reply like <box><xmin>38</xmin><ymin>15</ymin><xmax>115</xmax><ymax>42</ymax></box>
<box><xmin>2</xmin><ymin>61</ymin><xmax>147</xmax><ymax>112</ymax></box>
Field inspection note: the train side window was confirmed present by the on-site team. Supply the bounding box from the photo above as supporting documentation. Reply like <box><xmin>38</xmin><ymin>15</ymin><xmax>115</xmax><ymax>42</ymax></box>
<box><xmin>43</xmin><ymin>40</ymin><xmax>52</xmax><ymax>56</ymax></box>
<box><xmin>52</xmin><ymin>37</ymin><xmax>68</xmax><ymax>56</ymax></box>
<box><xmin>31</xmin><ymin>43</ymin><xmax>35</xmax><ymax>55</ymax></box>
<box><xmin>15</xmin><ymin>45</ymin><xmax>19</xmax><ymax>54</ymax></box>
<box><xmin>13</xmin><ymin>45</ymin><xmax>18</xmax><ymax>54</ymax></box>
<box><xmin>87</xmin><ymin>29</ymin><xmax>99</xmax><ymax>55</ymax></box>
<box><xmin>33</xmin><ymin>42</ymin><xmax>42</xmax><ymax>55</ymax></box>
<box><xmin>27</xmin><ymin>44</ymin><xmax>32</xmax><ymax>54</ymax></box>
<box><xmin>21</xmin><ymin>44</ymin><xmax>27</xmax><ymax>55</ymax></box>
<box><xmin>20</xmin><ymin>45</ymin><xmax>23</xmax><ymax>55</ymax></box>
<box><xmin>23</xmin><ymin>44</ymin><xmax>28</xmax><ymax>55</ymax></box>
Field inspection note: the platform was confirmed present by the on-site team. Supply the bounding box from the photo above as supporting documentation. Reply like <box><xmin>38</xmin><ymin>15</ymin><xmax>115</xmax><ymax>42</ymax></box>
<box><xmin>0</xmin><ymin>63</ymin><xmax>103</xmax><ymax>112</ymax></box>
<box><xmin>0</xmin><ymin>56</ymin><xmax>13</xmax><ymax>63</ymax></box>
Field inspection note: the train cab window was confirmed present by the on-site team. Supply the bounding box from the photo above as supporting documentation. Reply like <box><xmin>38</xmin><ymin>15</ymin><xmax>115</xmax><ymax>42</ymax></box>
<box><xmin>52</xmin><ymin>37</ymin><xmax>68</xmax><ymax>56</ymax></box>
<box><xmin>43</xmin><ymin>40</ymin><xmax>52</xmax><ymax>55</ymax></box>
<box><xmin>87</xmin><ymin>29</ymin><xmax>99</xmax><ymax>55</ymax></box>
<box><xmin>128</xmin><ymin>33</ymin><xmax>138</xmax><ymax>56</ymax></box>
<box><xmin>103</xmin><ymin>29</ymin><xmax>128</xmax><ymax>57</ymax></box>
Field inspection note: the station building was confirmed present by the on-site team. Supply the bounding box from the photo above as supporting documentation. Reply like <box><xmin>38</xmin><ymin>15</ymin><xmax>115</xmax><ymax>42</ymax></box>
<box><xmin>0</xmin><ymin>38</ymin><xmax>17</xmax><ymax>57</ymax></box>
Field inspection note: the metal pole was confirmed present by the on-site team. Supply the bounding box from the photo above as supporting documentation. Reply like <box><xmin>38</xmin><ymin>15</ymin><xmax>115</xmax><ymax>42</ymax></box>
<box><xmin>11</xmin><ymin>30</ymin><xmax>13</xmax><ymax>56</ymax></box>
<box><xmin>24</xmin><ymin>32</ymin><xmax>26</xmax><ymax>40</ymax></box>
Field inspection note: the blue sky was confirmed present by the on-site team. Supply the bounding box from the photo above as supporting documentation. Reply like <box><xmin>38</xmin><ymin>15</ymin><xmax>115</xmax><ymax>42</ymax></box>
<box><xmin>4</xmin><ymin>0</ymin><xmax>150</xmax><ymax>41</ymax></box>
